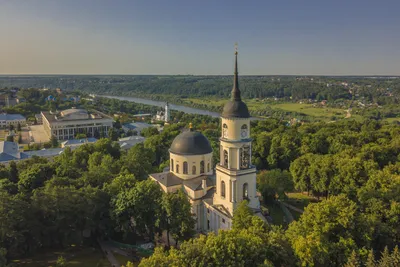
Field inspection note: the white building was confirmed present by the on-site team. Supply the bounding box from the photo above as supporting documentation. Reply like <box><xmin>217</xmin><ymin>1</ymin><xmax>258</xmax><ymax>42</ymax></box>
<box><xmin>150</xmin><ymin>50</ymin><xmax>264</xmax><ymax>233</ymax></box>
<box><xmin>61</xmin><ymin>137</ymin><xmax>98</xmax><ymax>148</ymax></box>
<box><xmin>155</xmin><ymin>102</ymin><xmax>171</xmax><ymax>123</ymax></box>
<box><xmin>0</xmin><ymin>114</ymin><xmax>26</xmax><ymax>129</ymax></box>
<box><xmin>42</xmin><ymin>108</ymin><xmax>114</xmax><ymax>140</ymax></box>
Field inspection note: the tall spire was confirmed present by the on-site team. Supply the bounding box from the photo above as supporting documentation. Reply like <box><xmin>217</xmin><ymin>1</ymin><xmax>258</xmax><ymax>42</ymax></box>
<box><xmin>231</xmin><ymin>43</ymin><xmax>241</xmax><ymax>101</ymax></box>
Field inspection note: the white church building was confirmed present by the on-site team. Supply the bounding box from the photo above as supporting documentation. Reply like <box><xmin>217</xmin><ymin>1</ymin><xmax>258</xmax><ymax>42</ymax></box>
<box><xmin>150</xmin><ymin>49</ymin><xmax>263</xmax><ymax>233</ymax></box>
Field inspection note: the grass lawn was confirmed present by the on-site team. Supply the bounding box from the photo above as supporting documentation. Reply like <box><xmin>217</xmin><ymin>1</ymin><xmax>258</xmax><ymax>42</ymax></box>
<box><xmin>12</xmin><ymin>246</ymin><xmax>109</xmax><ymax>267</ymax></box>
<box><xmin>285</xmin><ymin>192</ymin><xmax>319</xmax><ymax>210</ymax></box>
<box><xmin>182</xmin><ymin>98</ymin><xmax>354</xmax><ymax>122</ymax></box>
<box><xmin>270</xmin><ymin>103</ymin><xmax>347</xmax><ymax>119</ymax></box>
<box><xmin>383</xmin><ymin>117</ymin><xmax>400</xmax><ymax>123</ymax></box>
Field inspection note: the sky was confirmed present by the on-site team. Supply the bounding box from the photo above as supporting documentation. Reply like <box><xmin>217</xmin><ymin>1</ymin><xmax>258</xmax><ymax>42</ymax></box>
<box><xmin>0</xmin><ymin>0</ymin><xmax>399</xmax><ymax>75</ymax></box>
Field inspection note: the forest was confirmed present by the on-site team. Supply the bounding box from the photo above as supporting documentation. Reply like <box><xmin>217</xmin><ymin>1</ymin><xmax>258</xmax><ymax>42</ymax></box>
<box><xmin>1</xmin><ymin>112</ymin><xmax>399</xmax><ymax>266</ymax></box>
<box><xmin>0</xmin><ymin>75</ymin><xmax>399</xmax><ymax>103</ymax></box>
<box><xmin>0</xmin><ymin>87</ymin><xmax>399</xmax><ymax>266</ymax></box>
<box><xmin>1</xmin><ymin>75</ymin><xmax>399</xmax><ymax>122</ymax></box>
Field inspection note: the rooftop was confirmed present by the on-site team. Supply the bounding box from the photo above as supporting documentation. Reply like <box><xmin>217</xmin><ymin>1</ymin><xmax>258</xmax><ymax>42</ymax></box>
<box><xmin>0</xmin><ymin>141</ymin><xmax>26</xmax><ymax>161</ymax></box>
<box><xmin>61</xmin><ymin>138</ymin><xmax>98</xmax><ymax>147</ymax></box>
<box><xmin>0</xmin><ymin>113</ymin><xmax>26</xmax><ymax>121</ymax></box>
<box><xmin>42</xmin><ymin>108</ymin><xmax>112</xmax><ymax>123</ymax></box>
<box><xmin>122</xmin><ymin>122</ymin><xmax>153</xmax><ymax>130</ymax></box>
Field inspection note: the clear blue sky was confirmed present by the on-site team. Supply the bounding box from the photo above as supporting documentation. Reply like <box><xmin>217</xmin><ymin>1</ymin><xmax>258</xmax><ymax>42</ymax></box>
<box><xmin>0</xmin><ymin>0</ymin><xmax>399</xmax><ymax>75</ymax></box>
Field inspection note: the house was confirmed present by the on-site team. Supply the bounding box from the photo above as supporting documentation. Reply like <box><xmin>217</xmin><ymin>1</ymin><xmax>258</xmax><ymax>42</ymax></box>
<box><xmin>0</xmin><ymin>114</ymin><xmax>26</xmax><ymax>128</ymax></box>
<box><xmin>118</xmin><ymin>136</ymin><xmax>146</xmax><ymax>150</ymax></box>
<box><xmin>122</xmin><ymin>122</ymin><xmax>154</xmax><ymax>135</ymax></box>
<box><xmin>61</xmin><ymin>138</ymin><xmax>98</xmax><ymax>148</ymax></box>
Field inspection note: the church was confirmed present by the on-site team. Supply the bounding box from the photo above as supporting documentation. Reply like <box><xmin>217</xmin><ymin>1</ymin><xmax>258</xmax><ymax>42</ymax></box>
<box><xmin>149</xmin><ymin>48</ymin><xmax>263</xmax><ymax>233</ymax></box>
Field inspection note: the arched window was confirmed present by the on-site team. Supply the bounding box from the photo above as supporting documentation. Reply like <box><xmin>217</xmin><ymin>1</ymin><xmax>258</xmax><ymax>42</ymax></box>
<box><xmin>243</xmin><ymin>183</ymin><xmax>249</xmax><ymax>199</ymax></box>
<box><xmin>207</xmin><ymin>163</ymin><xmax>210</xmax><ymax>172</ymax></box>
<box><xmin>222</xmin><ymin>123</ymin><xmax>228</xmax><ymax>138</ymax></box>
<box><xmin>200</xmin><ymin>161</ymin><xmax>205</xmax><ymax>174</ymax></box>
<box><xmin>171</xmin><ymin>159</ymin><xmax>174</xmax><ymax>172</ymax></box>
<box><xmin>223</xmin><ymin>150</ymin><xmax>228</xmax><ymax>167</ymax></box>
<box><xmin>183</xmin><ymin>161</ymin><xmax>188</xmax><ymax>174</ymax></box>
<box><xmin>176</xmin><ymin>164</ymin><xmax>179</xmax><ymax>174</ymax></box>
<box><xmin>192</xmin><ymin>165</ymin><xmax>196</xmax><ymax>175</ymax></box>
<box><xmin>241</xmin><ymin>124</ymin><xmax>248</xmax><ymax>139</ymax></box>
<box><xmin>221</xmin><ymin>181</ymin><xmax>226</xmax><ymax>198</ymax></box>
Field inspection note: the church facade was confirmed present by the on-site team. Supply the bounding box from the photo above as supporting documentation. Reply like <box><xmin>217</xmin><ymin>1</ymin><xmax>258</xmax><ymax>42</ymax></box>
<box><xmin>149</xmin><ymin>50</ymin><xmax>263</xmax><ymax>233</ymax></box>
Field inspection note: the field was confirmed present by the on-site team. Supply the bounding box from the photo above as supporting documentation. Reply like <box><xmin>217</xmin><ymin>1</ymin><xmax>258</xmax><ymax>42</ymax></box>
<box><xmin>383</xmin><ymin>117</ymin><xmax>400</xmax><ymax>123</ymax></box>
<box><xmin>270</xmin><ymin>103</ymin><xmax>346</xmax><ymax>118</ymax></box>
<box><xmin>11</xmin><ymin>246</ymin><xmax>109</xmax><ymax>267</ymax></box>
<box><xmin>182</xmin><ymin>97</ymin><xmax>363</xmax><ymax>122</ymax></box>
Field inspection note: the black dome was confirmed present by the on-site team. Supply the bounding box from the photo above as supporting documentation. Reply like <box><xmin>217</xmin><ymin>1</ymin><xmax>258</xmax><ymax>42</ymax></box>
<box><xmin>169</xmin><ymin>131</ymin><xmax>213</xmax><ymax>155</ymax></box>
<box><xmin>222</xmin><ymin>100</ymin><xmax>250</xmax><ymax>118</ymax></box>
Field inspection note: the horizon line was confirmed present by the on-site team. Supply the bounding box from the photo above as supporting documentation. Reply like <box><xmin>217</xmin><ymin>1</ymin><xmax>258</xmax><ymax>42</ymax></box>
<box><xmin>0</xmin><ymin>74</ymin><xmax>399</xmax><ymax>77</ymax></box>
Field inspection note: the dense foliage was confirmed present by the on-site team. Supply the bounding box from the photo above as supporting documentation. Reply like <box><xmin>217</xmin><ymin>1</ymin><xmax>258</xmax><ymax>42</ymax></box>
<box><xmin>0</xmin><ymin>89</ymin><xmax>399</xmax><ymax>266</ymax></box>
<box><xmin>0</xmin><ymin>138</ymin><xmax>196</xmax><ymax>264</ymax></box>
<box><xmin>0</xmin><ymin>75</ymin><xmax>399</xmax><ymax>103</ymax></box>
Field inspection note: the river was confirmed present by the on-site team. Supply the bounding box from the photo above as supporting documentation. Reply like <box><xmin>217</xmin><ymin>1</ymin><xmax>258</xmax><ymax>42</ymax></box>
<box><xmin>101</xmin><ymin>95</ymin><xmax>221</xmax><ymax>118</ymax></box>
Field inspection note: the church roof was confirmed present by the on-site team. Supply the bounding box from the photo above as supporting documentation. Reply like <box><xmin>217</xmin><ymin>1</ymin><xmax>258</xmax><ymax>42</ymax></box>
<box><xmin>150</xmin><ymin>172</ymin><xmax>183</xmax><ymax>187</ymax></box>
<box><xmin>169</xmin><ymin>129</ymin><xmax>212</xmax><ymax>155</ymax></box>
<box><xmin>221</xmin><ymin>47</ymin><xmax>250</xmax><ymax>118</ymax></box>
<box><xmin>183</xmin><ymin>175</ymin><xmax>214</xmax><ymax>191</ymax></box>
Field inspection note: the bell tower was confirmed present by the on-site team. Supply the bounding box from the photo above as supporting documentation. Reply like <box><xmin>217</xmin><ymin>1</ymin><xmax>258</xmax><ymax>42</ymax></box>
<box><xmin>214</xmin><ymin>44</ymin><xmax>260</xmax><ymax>215</ymax></box>
<box><xmin>165</xmin><ymin>102</ymin><xmax>170</xmax><ymax>123</ymax></box>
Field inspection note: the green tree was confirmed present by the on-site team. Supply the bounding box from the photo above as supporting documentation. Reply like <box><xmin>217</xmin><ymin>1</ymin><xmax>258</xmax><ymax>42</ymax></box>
<box><xmin>114</xmin><ymin>119</ymin><xmax>122</xmax><ymax>129</ymax></box>
<box><xmin>344</xmin><ymin>250</ymin><xmax>360</xmax><ymax>267</ymax></box>
<box><xmin>366</xmin><ymin>249</ymin><xmax>376</xmax><ymax>267</ymax></box>
<box><xmin>6</xmin><ymin>135</ymin><xmax>13</xmax><ymax>142</ymax></box>
<box><xmin>290</xmin><ymin>154</ymin><xmax>314</xmax><ymax>194</ymax></box>
<box><xmin>122</xmin><ymin>143</ymin><xmax>154</xmax><ymax>180</ymax></box>
<box><xmin>0</xmin><ymin>247</ymin><xmax>7</xmax><ymax>267</ymax></box>
<box><xmin>141</xmin><ymin>127</ymin><xmax>159</xmax><ymax>138</ymax></box>
<box><xmin>56</xmin><ymin>256</ymin><xmax>67</xmax><ymax>267</ymax></box>
<box><xmin>257</xmin><ymin>169</ymin><xmax>293</xmax><ymax>203</ymax></box>
<box><xmin>232</xmin><ymin>200</ymin><xmax>254</xmax><ymax>230</ymax></box>
<box><xmin>287</xmin><ymin>195</ymin><xmax>359</xmax><ymax>267</ymax></box>
<box><xmin>378</xmin><ymin>247</ymin><xmax>392</xmax><ymax>267</ymax></box>
<box><xmin>8</xmin><ymin>124</ymin><xmax>14</xmax><ymax>132</ymax></box>
<box><xmin>51</xmin><ymin>135</ymin><xmax>59</xmax><ymax>148</ymax></box>
<box><xmin>108</xmin><ymin>128</ymin><xmax>119</xmax><ymax>141</ymax></box>
<box><xmin>161</xmin><ymin>190</ymin><xmax>195</xmax><ymax>246</ymax></box>
<box><xmin>75</xmin><ymin>133</ymin><xmax>87</xmax><ymax>139</ymax></box>
<box><xmin>113</xmin><ymin>180</ymin><xmax>163</xmax><ymax>241</ymax></box>
<box><xmin>17</xmin><ymin>123</ymin><xmax>21</xmax><ymax>132</ymax></box>
<box><xmin>392</xmin><ymin>246</ymin><xmax>400</xmax><ymax>267</ymax></box>
<box><xmin>8</xmin><ymin>161</ymin><xmax>18</xmax><ymax>183</ymax></box>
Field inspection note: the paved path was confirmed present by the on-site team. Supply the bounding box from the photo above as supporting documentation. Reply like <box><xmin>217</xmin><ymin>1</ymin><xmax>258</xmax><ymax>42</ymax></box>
<box><xmin>277</xmin><ymin>201</ymin><xmax>294</xmax><ymax>224</ymax></box>
<box><xmin>98</xmin><ymin>239</ymin><xmax>120</xmax><ymax>267</ymax></box>
<box><xmin>282</xmin><ymin>202</ymin><xmax>304</xmax><ymax>213</ymax></box>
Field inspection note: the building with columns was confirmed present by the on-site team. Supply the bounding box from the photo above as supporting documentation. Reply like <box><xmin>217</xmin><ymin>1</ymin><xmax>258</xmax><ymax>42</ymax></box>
<box><xmin>149</xmin><ymin>49</ymin><xmax>263</xmax><ymax>233</ymax></box>
<box><xmin>42</xmin><ymin>108</ymin><xmax>113</xmax><ymax>140</ymax></box>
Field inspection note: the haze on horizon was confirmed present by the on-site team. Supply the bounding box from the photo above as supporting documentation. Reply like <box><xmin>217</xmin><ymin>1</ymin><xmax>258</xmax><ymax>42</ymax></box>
<box><xmin>0</xmin><ymin>0</ymin><xmax>399</xmax><ymax>76</ymax></box>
